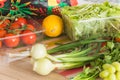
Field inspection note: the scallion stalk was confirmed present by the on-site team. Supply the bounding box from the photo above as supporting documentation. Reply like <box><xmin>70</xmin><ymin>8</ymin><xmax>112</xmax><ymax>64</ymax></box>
<box><xmin>55</xmin><ymin>47</ymin><xmax>94</xmax><ymax>58</ymax></box>
<box><xmin>58</xmin><ymin>54</ymin><xmax>102</xmax><ymax>62</ymax></box>
<box><xmin>55</xmin><ymin>62</ymin><xmax>86</xmax><ymax>70</ymax></box>
<box><xmin>47</xmin><ymin>39</ymin><xmax>107</xmax><ymax>54</ymax></box>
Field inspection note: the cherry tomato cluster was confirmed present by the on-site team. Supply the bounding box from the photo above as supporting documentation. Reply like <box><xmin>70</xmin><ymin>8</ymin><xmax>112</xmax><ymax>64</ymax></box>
<box><xmin>0</xmin><ymin>17</ymin><xmax>37</xmax><ymax>48</ymax></box>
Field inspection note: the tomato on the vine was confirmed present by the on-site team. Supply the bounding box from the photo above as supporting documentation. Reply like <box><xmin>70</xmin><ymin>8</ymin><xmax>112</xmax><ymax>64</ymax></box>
<box><xmin>0</xmin><ymin>19</ymin><xmax>10</xmax><ymax>29</ymax></box>
<box><xmin>0</xmin><ymin>41</ymin><xmax>2</xmax><ymax>48</ymax></box>
<box><xmin>3</xmin><ymin>19</ymin><xmax>10</xmax><ymax>26</ymax></box>
<box><xmin>13</xmin><ymin>29</ymin><xmax>22</xmax><ymax>34</ymax></box>
<box><xmin>4</xmin><ymin>33</ymin><xmax>20</xmax><ymax>48</ymax></box>
<box><xmin>26</xmin><ymin>24</ymin><xmax>35</xmax><ymax>31</ymax></box>
<box><xmin>21</xmin><ymin>30</ymin><xmax>37</xmax><ymax>45</ymax></box>
<box><xmin>0</xmin><ymin>29</ymin><xmax>7</xmax><ymax>38</ymax></box>
<box><xmin>15</xmin><ymin>17</ymin><xmax>27</xmax><ymax>26</ymax></box>
<box><xmin>9</xmin><ymin>22</ymin><xmax>21</xmax><ymax>30</ymax></box>
<box><xmin>0</xmin><ymin>24</ymin><xmax>5</xmax><ymax>29</ymax></box>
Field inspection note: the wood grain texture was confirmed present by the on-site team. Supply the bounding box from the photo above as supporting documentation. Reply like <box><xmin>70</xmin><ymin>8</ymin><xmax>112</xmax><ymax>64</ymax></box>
<box><xmin>0</xmin><ymin>58</ymin><xmax>68</xmax><ymax>80</ymax></box>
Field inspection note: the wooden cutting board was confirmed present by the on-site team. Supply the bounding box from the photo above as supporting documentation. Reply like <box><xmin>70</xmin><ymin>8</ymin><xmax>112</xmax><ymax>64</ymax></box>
<box><xmin>0</xmin><ymin>36</ymin><xmax>71</xmax><ymax>80</ymax></box>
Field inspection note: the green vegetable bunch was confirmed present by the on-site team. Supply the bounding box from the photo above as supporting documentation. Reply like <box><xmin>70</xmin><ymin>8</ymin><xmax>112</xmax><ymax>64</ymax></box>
<box><xmin>30</xmin><ymin>39</ymin><xmax>106</xmax><ymax>75</ymax></box>
<box><xmin>72</xmin><ymin>41</ymin><xmax>120</xmax><ymax>80</ymax></box>
<box><xmin>61</xmin><ymin>1</ymin><xmax>120</xmax><ymax>40</ymax></box>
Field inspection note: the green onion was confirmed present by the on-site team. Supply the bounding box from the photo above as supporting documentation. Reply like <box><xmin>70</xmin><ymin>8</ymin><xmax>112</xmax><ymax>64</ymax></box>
<box><xmin>55</xmin><ymin>62</ymin><xmax>86</xmax><ymax>70</ymax></box>
<box><xmin>30</xmin><ymin>44</ymin><xmax>47</xmax><ymax>59</ymax></box>
<box><xmin>47</xmin><ymin>39</ymin><xmax>107</xmax><ymax>54</ymax></box>
<box><xmin>33</xmin><ymin>58</ymin><xmax>55</xmax><ymax>75</ymax></box>
<box><xmin>58</xmin><ymin>54</ymin><xmax>102</xmax><ymax>62</ymax></box>
<box><xmin>30</xmin><ymin>43</ymin><xmax>103</xmax><ymax>75</ymax></box>
<box><xmin>55</xmin><ymin>47</ymin><xmax>93</xmax><ymax>58</ymax></box>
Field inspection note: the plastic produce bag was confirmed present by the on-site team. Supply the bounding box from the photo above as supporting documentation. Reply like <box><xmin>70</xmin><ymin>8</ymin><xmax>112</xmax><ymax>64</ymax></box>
<box><xmin>61</xmin><ymin>1</ymin><xmax>120</xmax><ymax>41</ymax></box>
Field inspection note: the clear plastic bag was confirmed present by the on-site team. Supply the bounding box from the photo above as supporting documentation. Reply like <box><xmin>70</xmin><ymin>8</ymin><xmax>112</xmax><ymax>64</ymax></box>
<box><xmin>0</xmin><ymin>16</ymin><xmax>44</xmax><ymax>64</ymax></box>
<box><xmin>61</xmin><ymin>1</ymin><xmax>120</xmax><ymax>40</ymax></box>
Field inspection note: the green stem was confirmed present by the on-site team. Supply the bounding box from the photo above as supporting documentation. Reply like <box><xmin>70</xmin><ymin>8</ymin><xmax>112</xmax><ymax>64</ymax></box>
<box><xmin>55</xmin><ymin>47</ymin><xmax>93</xmax><ymax>58</ymax></box>
<box><xmin>46</xmin><ymin>54</ymin><xmax>62</xmax><ymax>62</ymax></box>
<box><xmin>47</xmin><ymin>39</ymin><xmax>107</xmax><ymax>54</ymax></box>
<box><xmin>55</xmin><ymin>62</ymin><xmax>86</xmax><ymax>70</ymax></box>
<box><xmin>58</xmin><ymin>54</ymin><xmax>102</xmax><ymax>62</ymax></box>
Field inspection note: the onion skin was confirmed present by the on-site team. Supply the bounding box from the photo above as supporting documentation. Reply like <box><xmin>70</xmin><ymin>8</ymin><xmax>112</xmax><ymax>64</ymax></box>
<box><xmin>33</xmin><ymin>58</ymin><xmax>55</xmax><ymax>75</ymax></box>
<box><xmin>30</xmin><ymin>44</ymin><xmax>47</xmax><ymax>59</ymax></box>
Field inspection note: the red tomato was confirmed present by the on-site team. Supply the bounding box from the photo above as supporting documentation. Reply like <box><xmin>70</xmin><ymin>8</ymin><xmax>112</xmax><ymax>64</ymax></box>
<box><xmin>0</xmin><ymin>19</ymin><xmax>10</xmax><ymax>29</ymax></box>
<box><xmin>15</xmin><ymin>17</ymin><xmax>27</xmax><ymax>26</ymax></box>
<box><xmin>10</xmin><ymin>22</ymin><xmax>21</xmax><ymax>30</ymax></box>
<box><xmin>26</xmin><ymin>24</ymin><xmax>35</xmax><ymax>31</ymax></box>
<box><xmin>0</xmin><ymin>29</ymin><xmax>7</xmax><ymax>38</ymax></box>
<box><xmin>0</xmin><ymin>24</ymin><xmax>5</xmax><ymax>29</ymax></box>
<box><xmin>3</xmin><ymin>19</ymin><xmax>10</xmax><ymax>26</ymax></box>
<box><xmin>4</xmin><ymin>33</ymin><xmax>20</xmax><ymax>48</ymax></box>
<box><xmin>21</xmin><ymin>30</ymin><xmax>37</xmax><ymax>45</ymax></box>
<box><xmin>0</xmin><ymin>41</ymin><xmax>2</xmax><ymax>48</ymax></box>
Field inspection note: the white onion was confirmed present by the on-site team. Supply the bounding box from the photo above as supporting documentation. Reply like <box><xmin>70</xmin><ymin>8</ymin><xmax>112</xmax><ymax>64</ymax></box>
<box><xmin>33</xmin><ymin>58</ymin><xmax>55</xmax><ymax>75</ymax></box>
<box><xmin>30</xmin><ymin>58</ymin><xmax>36</xmax><ymax>64</ymax></box>
<box><xmin>30</xmin><ymin>44</ymin><xmax>47</xmax><ymax>59</ymax></box>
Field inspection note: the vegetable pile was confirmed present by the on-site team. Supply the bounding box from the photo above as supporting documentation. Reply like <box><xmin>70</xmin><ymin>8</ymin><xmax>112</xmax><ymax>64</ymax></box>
<box><xmin>0</xmin><ymin>15</ymin><xmax>42</xmax><ymax>48</ymax></box>
<box><xmin>29</xmin><ymin>33</ymin><xmax>120</xmax><ymax>79</ymax></box>
<box><xmin>61</xmin><ymin>1</ymin><xmax>120</xmax><ymax>40</ymax></box>
<box><xmin>5</xmin><ymin>1</ymin><xmax>119</xmax><ymax>80</ymax></box>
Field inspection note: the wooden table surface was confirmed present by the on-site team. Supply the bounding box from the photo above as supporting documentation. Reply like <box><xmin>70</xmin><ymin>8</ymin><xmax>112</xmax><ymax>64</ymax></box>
<box><xmin>0</xmin><ymin>58</ymin><xmax>68</xmax><ymax>80</ymax></box>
